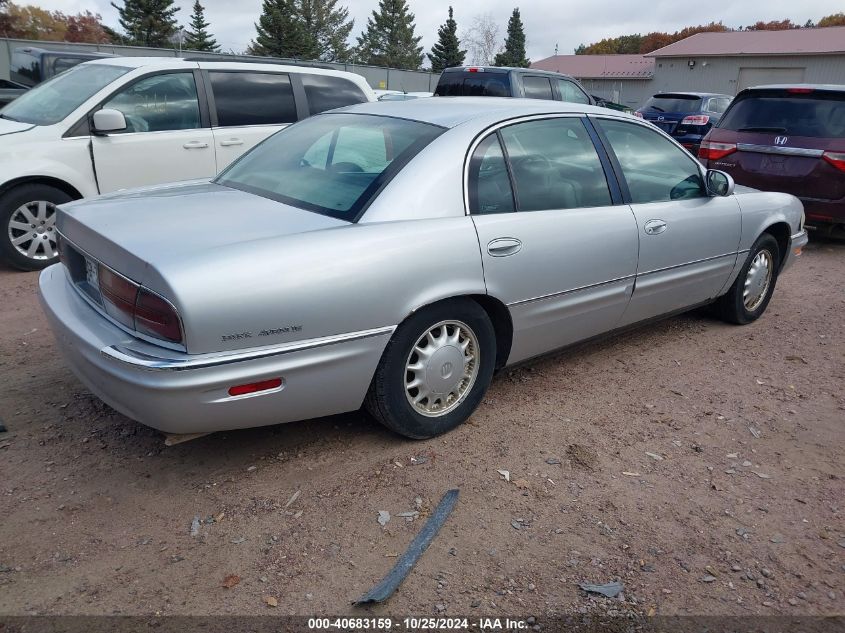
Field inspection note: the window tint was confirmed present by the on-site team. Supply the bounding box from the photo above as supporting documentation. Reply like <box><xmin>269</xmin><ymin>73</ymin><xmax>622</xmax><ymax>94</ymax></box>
<box><xmin>435</xmin><ymin>74</ymin><xmax>511</xmax><ymax>97</ymax></box>
<box><xmin>302</xmin><ymin>74</ymin><xmax>368</xmax><ymax>114</ymax></box>
<box><xmin>469</xmin><ymin>134</ymin><xmax>515</xmax><ymax>214</ymax></box>
<box><xmin>10</xmin><ymin>51</ymin><xmax>41</xmax><ymax>86</ymax></box>
<box><xmin>598</xmin><ymin>118</ymin><xmax>706</xmax><ymax>204</ymax></box>
<box><xmin>102</xmin><ymin>72</ymin><xmax>200</xmax><ymax>133</ymax></box>
<box><xmin>522</xmin><ymin>76</ymin><xmax>553</xmax><ymax>100</ymax></box>
<box><xmin>499</xmin><ymin>118</ymin><xmax>612</xmax><ymax>211</ymax></box>
<box><xmin>217</xmin><ymin>113</ymin><xmax>443</xmax><ymax>220</ymax></box>
<box><xmin>718</xmin><ymin>90</ymin><xmax>845</xmax><ymax>138</ymax></box>
<box><xmin>557</xmin><ymin>79</ymin><xmax>590</xmax><ymax>104</ymax></box>
<box><xmin>209</xmin><ymin>71</ymin><xmax>296</xmax><ymax>126</ymax></box>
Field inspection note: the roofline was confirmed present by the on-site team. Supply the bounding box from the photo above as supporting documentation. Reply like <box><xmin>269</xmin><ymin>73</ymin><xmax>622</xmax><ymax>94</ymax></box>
<box><xmin>647</xmin><ymin>50</ymin><xmax>845</xmax><ymax>58</ymax></box>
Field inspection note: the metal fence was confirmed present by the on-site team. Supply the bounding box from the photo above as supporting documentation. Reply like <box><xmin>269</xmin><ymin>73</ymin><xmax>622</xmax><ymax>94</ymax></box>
<box><xmin>0</xmin><ymin>37</ymin><xmax>441</xmax><ymax>92</ymax></box>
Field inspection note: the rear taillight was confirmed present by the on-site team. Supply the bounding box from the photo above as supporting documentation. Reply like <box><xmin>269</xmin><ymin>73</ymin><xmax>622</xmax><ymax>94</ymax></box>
<box><xmin>134</xmin><ymin>288</ymin><xmax>183</xmax><ymax>344</ymax></box>
<box><xmin>98</xmin><ymin>265</ymin><xmax>138</xmax><ymax>328</ymax></box>
<box><xmin>698</xmin><ymin>141</ymin><xmax>737</xmax><ymax>161</ymax></box>
<box><xmin>633</xmin><ymin>111</ymin><xmax>643</xmax><ymax>118</ymax></box>
<box><xmin>681</xmin><ymin>114</ymin><xmax>710</xmax><ymax>126</ymax></box>
<box><xmin>787</xmin><ymin>87</ymin><xmax>813</xmax><ymax>94</ymax></box>
<box><xmin>822</xmin><ymin>151</ymin><xmax>845</xmax><ymax>172</ymax></box>
<box><xmin>97</xmin><ymin>265</ymin><xmax>183</xmax><ymax>345</ymax></box>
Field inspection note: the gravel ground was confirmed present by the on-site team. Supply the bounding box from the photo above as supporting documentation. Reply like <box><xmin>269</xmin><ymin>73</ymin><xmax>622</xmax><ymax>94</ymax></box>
<box><xmin>0</xmin><ymin>237</ymin><xmax>843</xmax><ymax>621</ymax></box>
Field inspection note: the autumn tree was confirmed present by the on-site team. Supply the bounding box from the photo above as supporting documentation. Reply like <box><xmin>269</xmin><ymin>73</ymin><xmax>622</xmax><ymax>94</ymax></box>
<box><xmin>462</xmin><ymin>13</ymin><xmax>500</xmax><ymax>65</ymax></box>
<box><xmin>494</xmin><ymin>7</ymin><xmax>529</xmax><ymax>67</ymax></box>
<box><xmin>818</xmin><ymin>13</ymin><xmax>845</xmax><ymax>27</ymax></box>
<box><xmin>111</xmin><ymin>0</ymin><xmax>180</xmax><ymax>47</ymax></box>
<box><xmin>744</xmin><ymin>19</ymin><xmax>800</xmax><ymax>30</ymax></box>
<box><xmin>65</xmin><ymin>10</ymin><xmax>111</xmax><ymax>43</ymax></box>
<box><xmin>3</xmin><ymin>3</ymin><xmax>67</xmax><ymax>40</ymax></box>
<box><xmin>428</xmin><ymin>6</ymin><xmax>465</xmax><ymax>72</ymax></box>
<box><xmin>185</xmin><ymin>0</ymin><xmax>219</xmax><ymax>51</ymax></box>
<box><xmin>355</xmin><ymin>0</ymin><xmax>423</xmax><ymax>69</ymax></box>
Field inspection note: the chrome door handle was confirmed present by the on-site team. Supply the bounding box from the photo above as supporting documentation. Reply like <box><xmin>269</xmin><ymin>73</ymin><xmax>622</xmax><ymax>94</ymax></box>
<box><xmin>487</xmin><ymin>237</ymin><xmax>522</xmax><ymax>257</ymax></box>
<box><xmin>644</xmin><ymin>219</ymin><xmax>667</xmax><ymax>235</ymax></box>
<box><xmin>182</xmin><ymin>141</ymin><xmax>209</xmax><ymax>149</ymax></box>
<box><xmin>219</xmin><ymin>138</ymin><xmax>244</xmax><ymax>147</ymax></box>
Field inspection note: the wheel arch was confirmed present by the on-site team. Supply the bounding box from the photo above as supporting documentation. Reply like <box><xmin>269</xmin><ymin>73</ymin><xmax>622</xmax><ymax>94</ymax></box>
<box><xmin>404</xmin><ymin>294</ymin><xmax>513</xmax><ymax>370</ymax></box>
<box><xmin>0</xmin><ymin>176</ymin><xmax>84</xmax><ymax>201</ymax></box>
<box><xmin>761</xmin><ymin>221</ymin><xmax>791</xmax><ymax>268</ymax></box>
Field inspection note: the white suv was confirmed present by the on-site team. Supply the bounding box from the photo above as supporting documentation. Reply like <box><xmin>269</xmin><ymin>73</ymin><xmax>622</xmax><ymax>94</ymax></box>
<box><xmin>0</xmin><ymin>57</ymin><xmax>376</xmax><ymax>270</ymax></box>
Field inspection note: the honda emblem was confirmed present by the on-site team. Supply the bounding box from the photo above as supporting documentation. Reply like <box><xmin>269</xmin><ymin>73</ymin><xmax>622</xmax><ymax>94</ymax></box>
<box><xmin>774</xmin><ymin>136</ymin><xmax>788</xmax><ymax>145</ymax></box>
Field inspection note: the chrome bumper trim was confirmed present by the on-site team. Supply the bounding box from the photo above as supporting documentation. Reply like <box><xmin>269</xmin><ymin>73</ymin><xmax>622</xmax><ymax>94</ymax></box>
<box><xmin>101</xmin><ymin>326</ymin><xmax>396</xmax><ymax>371</ymax></box>
<box><xmin>737</xmin><ymin>144</ymin><xmax>824</xmax><ymax>158</ymax></box>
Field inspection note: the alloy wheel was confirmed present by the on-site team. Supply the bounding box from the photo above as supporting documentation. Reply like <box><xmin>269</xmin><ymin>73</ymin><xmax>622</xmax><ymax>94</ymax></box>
<box><xmin>7</xmin><ymin>200</ymin><xmax>59</xmax><ymax>261</ymax></box>
<box><xmin>743</xmin><ymin>249</ymin><xmax>773</xmax><ymax>311</ymax></box>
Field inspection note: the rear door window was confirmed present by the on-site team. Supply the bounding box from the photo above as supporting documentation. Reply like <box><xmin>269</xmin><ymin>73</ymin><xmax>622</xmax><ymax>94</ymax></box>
<box><xmin>706</xmin><ymin>97</ymin><xmax>731</xmax><ymax>114</ymax></box>
<box><xmin>499</xmin><ymin>117</ymin><xmax>612</xmax><ymax>211</ymax></box>
<box><xmin>435</xmin><ymin>73</ymin><xmax>511</xmax><ymax>97</ymax></box>
<box><xmin>209</xmin><ymin>71</ymin><xmax>297</xmax><ymax>126</ymax></box>
<box><xmin>557</xmin><ymin>79</ymin><xmax>591</xmax><ymax>104</ymax></box>
<box><xmin>598</xmin><ymin>118</ymin><xmax>706</xmax><ymax>204</ymax></box>
<box><xmin>301</xmin><ymin>74</ymin><xmax>368</xmax><ymax>114</ymax></box>
<box><xmin>718</xmin><ymin>90</ymin><xmax>845</xmax><ymax>137</ymax></box>
<box><xmin>522</xmin><ymin>76</ymin><xmax>553</xmax><ymax>100</ymax></box>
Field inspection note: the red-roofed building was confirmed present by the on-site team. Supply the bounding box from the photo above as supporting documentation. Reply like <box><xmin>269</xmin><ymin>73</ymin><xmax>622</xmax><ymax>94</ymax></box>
<box><xmin>533</xmin><ymin>26</ymin><xmax>845</xmax><ymax>108</ymax></box>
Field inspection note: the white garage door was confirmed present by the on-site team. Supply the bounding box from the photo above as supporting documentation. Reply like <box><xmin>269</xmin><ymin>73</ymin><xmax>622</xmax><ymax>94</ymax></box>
<box><xmin>737</xmin><ymin>67</ymin><xmax>805</xmax><ymax>92</ymax></box>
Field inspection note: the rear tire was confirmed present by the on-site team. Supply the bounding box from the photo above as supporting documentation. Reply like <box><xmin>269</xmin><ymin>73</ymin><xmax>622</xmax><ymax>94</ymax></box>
<box><xmin>0</xmin><ymin>184</ymin><xmax>72</xmax><ymax>271</ymax></box>
<box><xmin>365</xmin><ymin>299</ymin><xmax>496</xmax><ymax>439</ymax></box>
<box><xmin>716</xmin><ymin>233</ymin><xmax>780</xmax><ymax>325</ymax></box>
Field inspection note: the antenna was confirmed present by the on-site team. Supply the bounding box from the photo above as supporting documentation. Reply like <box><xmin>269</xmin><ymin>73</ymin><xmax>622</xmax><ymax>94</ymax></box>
<box><xmin>554</xmin><ymin>43</ymin><xmax>559</xmax><ymax>56</ymax></box>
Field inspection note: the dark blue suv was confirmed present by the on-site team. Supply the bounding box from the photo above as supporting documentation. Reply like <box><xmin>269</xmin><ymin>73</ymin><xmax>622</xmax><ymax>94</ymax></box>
<box><xmin>635</xmin><ymin>92</ymin><xmax>732</xmax><ymax>153</ymax></box>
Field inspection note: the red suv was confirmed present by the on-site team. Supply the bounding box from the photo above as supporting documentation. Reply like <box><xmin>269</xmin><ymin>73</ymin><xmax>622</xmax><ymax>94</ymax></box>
<box><xmin>699</xmin><ymin>85</ymin><xmax>845</xmax><ymax>234</ymax></box>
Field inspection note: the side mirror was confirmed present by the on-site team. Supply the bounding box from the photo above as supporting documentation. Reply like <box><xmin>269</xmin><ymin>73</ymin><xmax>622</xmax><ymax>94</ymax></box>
<box><xmin>92</xmin><ymin>108</ymin><xmax>127</xmax><ymax>134</ymax></box>
<box><xmin>706</xmin><ymin>169</ymin><xmax>734</xmax><ymax>197</ymax></box>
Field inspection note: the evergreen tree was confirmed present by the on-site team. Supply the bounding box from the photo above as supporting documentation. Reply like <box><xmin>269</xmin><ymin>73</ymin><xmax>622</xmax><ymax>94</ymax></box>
<box><xmin>300</xmin><ymin>0</ymin><xmax>354</xmax><ymax>62</ymax></box>
<box><xmin>250</xmin><ymin>0</ymin><xmax>310</xmax><ymax>58</ymax></box>
<box><xmin>110</xmin><ymin>0</ymin><xmax>179</xmax><ymax>47</ymax></box>
<box><xmin>185</xmin><ymin>0</ymin><xmax>219</xmax><ymax>52</ymax></box>
<box><xmin>494</xmin><ymin>7</ymin><xmax>529</xmax><ymax>67</ymax></box>
<box><xmin>355</xmin><ymin>0</ymin><xmax>423</xmax><ymax>70</ymax></box>
<box><xmin>427</xmin><ymin>6</ymin><xmax>465</xmax><ymax>72</ymax></box>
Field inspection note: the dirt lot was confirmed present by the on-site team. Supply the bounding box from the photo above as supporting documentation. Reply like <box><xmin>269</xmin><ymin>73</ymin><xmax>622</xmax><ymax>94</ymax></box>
<box><xmin>0</xmin><ymin>238</ymin><xmax>843</xmax><ymax>622</ymax></box>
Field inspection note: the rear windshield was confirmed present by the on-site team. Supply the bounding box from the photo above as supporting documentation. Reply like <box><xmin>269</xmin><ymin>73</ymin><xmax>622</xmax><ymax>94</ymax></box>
<box><xmin>718</xmin><ymin>90</ymin><xmax>845</xmax><ymax>138</ymax></box>
<box><xmin>435</xmin><ymin>72</ymin><xmax>511</xmax><ymax>97</ymax></box>
<box><xmin>216</xmin><ymin>113</ymin><xmax>444</xmax><ymax>220</ymax></box>
<box><xmin>643</xmin><ymin>95</ymin><xmax>702</xmax><ymax>113</ymax></box>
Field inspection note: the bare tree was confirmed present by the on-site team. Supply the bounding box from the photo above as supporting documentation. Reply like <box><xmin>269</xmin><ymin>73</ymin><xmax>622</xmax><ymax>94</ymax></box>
<box><xmin>461</xmin><ymin>13</ymin><xmax>501</xmax><ymax>65</ymax></box>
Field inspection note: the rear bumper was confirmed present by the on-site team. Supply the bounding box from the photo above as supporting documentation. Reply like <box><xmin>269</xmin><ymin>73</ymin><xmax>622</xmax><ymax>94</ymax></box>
<box><xmin>781</xmin><ymin>229</ymin><xmax>808</xmax><ymax>273</ymax></box>
<box><xmin>800</xmin><ymin>197</ymin><xmax>845</xmax><ymax>226</ymax></box>
<box><xmin>39</xmin><ymin>265</ymin><xmax>392</xmax><ymax>434</ymax></box>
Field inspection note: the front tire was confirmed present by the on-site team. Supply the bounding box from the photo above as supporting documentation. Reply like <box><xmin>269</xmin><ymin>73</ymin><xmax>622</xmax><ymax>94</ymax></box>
<box><xmin>366</xmin><ymin>299</ymin><xmax>496</xmax><ymax>439</ymax></box>
<box><xmin>717</xmin><ymin>233</ymin><xmax>780</xmax><ymax>324</ymax></box>
<box><xmin>0</xmin><ymin>184</ymin><xmax>72</xmax><ymax>271</ymax></box>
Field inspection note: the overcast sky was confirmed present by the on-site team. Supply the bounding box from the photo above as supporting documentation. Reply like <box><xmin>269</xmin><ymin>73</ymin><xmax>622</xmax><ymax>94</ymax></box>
<box><xmin>30</xmin><ymin>0</ymin><xmax>845</xmax><ymax>63</ymax></box>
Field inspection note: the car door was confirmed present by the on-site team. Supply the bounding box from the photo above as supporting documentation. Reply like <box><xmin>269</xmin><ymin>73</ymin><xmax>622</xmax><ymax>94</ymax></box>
<box><xmin>469</xmin><ymin>116</ymin><xmax>639</xmax><ymax>364</ymax></box>
<box><xmin>593</xmin><ymin>116</ymin><xmax>741</xmax><ymax>326</ymax></box>
<box><xmin>205</xmin><ymin>70</ymin><xmax>299</xmax><ymax>171</ymax></box>
<box><xmin>91</xmin><ymin>71</ymin><xmax>216</xmax><ymax>193</ymax></box>
<box><xmin>555</xmin><ymin>79</ymin><xmax>592</xmax><ymax>105</ymax></box>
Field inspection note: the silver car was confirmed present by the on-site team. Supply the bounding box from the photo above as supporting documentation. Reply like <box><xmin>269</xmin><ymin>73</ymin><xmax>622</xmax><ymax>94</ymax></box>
<box><xmin>39</xmin><ymin>98</ymin><xmax>808</xmax><ymax>439</ymax></box>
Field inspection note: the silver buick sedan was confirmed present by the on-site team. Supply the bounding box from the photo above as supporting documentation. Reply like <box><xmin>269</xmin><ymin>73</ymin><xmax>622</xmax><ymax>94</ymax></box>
<box><xmin>39</xmin><ymin>98</ymin><xmax>808</xmax><ymax>439</ymax></box>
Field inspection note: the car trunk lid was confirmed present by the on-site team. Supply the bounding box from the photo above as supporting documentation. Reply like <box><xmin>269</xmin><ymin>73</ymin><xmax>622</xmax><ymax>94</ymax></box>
<box><xmin>57</xmin><ymin>180</ymin><xmax>348</xmax><ymax>287</ymax></box>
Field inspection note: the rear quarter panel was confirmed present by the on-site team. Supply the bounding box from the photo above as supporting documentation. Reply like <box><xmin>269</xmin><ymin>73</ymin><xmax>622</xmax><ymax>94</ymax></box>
<box><xmin>149</xmin><ymin>217</ymin><xmax>487</xmax><ymax>354</ymax></box>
